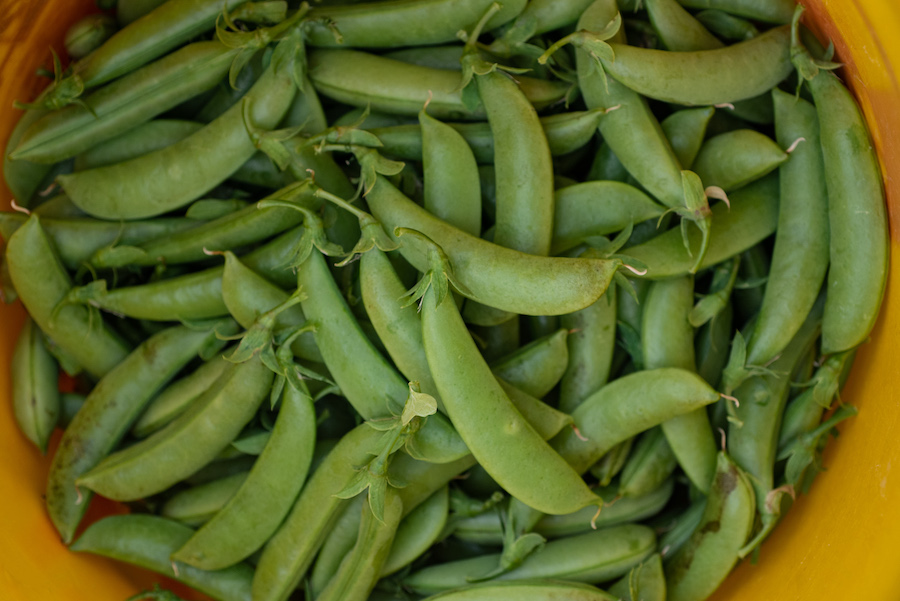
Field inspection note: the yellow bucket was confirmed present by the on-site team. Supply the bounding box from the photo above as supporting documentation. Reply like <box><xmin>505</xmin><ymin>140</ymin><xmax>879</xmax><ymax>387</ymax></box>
<box><xmin>1</xmin><ymin>1</ymin><xmax>898</xmax><ymax>599</ymax></box>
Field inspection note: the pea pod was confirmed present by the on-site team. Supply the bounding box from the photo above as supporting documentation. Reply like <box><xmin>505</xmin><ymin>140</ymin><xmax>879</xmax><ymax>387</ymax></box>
<box><xmin>418</xmin><ymin>580</ymin><xmax>619</xmax><ymax>601</ymax></box>
<box><xmin>661</xmin><ymin>107</ymin><xmax>715</xmax><ymax>170</ymax></box>
<box><xmin>692</xmin><ymin>129</ymin><xmax>788</xmax><ymax>191</ymax></box>
<box><xmin>10</xmin><ymin>317</ymin><xmax>60</xmax><ymax>454</ymax></box>
<box><xmin>490</xmin><ymin>329</ymin><xmax>569</xmax><ymax>399</ymax></box>
<box><xmin>73</xmin><ymin>119</ymin><xmax>204</xmax><ymax>170</ymax></box>
<box><xmin>3</xmin><ymin>108</ymin><xmax>53</xmax><ymax>205</ymax></box>
<box><xmin>618</xmin><ymin>427</ymin><xmax>678</xmax><ymax>498</ymax></box>
<box><xmin>608</xmin><ymin>553</ymin><xmax>666</xmax><ymax>601</ymax></box>
<box><xmin>645</xmin><ymin>0</ymin><xmax>723</xmax><ymax>51</ymax></box>
<box><xmin>161</xmin><ymin>471</ymin><xmax>249</xmax><ymax>526</ymax></box>
<box><xmin>309</xmin><ymin>495</ymin><xmax>368</xmax><ymax>596</ymax></box>
<box><xmin>381</xmin><ymin>485</ymin><xmax>450</xmax><ymax>577</ymax></box>
<box><xmin>677</xmin><ymin>0</ymin><xmax>795</xmax><ymax>23</ymax></box>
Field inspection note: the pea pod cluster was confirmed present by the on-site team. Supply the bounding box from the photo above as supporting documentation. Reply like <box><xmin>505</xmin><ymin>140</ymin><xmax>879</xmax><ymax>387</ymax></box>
<box><xmin>1</xmin><ymin>1</ymin><xmax>887</xmax><ymax>601</ymax></box>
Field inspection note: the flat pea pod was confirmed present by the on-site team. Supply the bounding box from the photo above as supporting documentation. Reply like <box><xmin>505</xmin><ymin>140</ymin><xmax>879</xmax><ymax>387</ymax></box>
<box><xmin>308</xmin><ymin>49</ymin><xmax>570</xmax><ymax>121</ymax></box>
<box><xmin>422</xmin><ymin>281</ymin><xmax>599</xmax><ymax>516</ymax></box>
<box><xmin>808</xmin><ymin>71</ymin><xmax>889</xmax><ymax>354</ymax></box>
<box><xmin>490</xmin><ymin>329</ymin><xmax>569</xmax><ymax>399</ymax></box>
<box><xmin>664</xmin><ymin>452</ymin><xmax>756</xmax><ymax>601</ymax></box>
<box><xmin>11</xmin><ymin>41</ymin><xmax>237</xmax><ymax>164</ymax></box>
<box><xmin>5</xmin><ymin>215</ymin><xmax>130</xmax><ymax>379</ymax></box>
<box><xmin>691</xmin><ymin>129</ymin><xmax>788</xmax><ymax>191</ymax></box>
<box><xmin>601</xmin><ymin>26</ymin><xmax>791</xmax><ymax>106</ymax></box>
<box><xmin>552</xmin><ymin>368</ymin><xmax>721</xmax><ymax>475</ymax></box>
<box><xmin>746</xmin><ymin>89</ymin><xmax>829</xmax><ymax>365</ymax></box>
<box><xmin>75</xmin><ymin>354</ymin><xmax>274</xmax><ymax>501</ymax></box>
<box><xmin>172</xmin><ymin>382</ymin><xmax>316</xmax><ymax>570</ymax></box>
<box><xmin>381</xmin><ymin>485</ymin><xmax>450</xmax><ymax>577</ymax></box>
<box><xmin>577</xmin><ymin>0</ymin><xmax>685</xmax><ymax>208</ymax></box>
<box><xmin>618</xmin><ymin>427</ymin><xmax>678</xmax><ymax>499</ymax></box>
<box><xmin>11</xmin><ymin>317</ymin><xmax>60</xmax><ymax>454</ymax></box>
<box><xmin>305</xmin><ymin>0</ymin><xmax>526</xmax><ymax>48</ymax></box>
<box><xmin>661</xmin><ymin>106</ymin><xmax>715</xmax><ymax>170</ymax></box>
<box><xmin>161</xmin><ymin>471</ymin><xmax>249</xmax><ymax>526</ymax></box>
<box><xmin>418</xmin><ymin>580</ymin><xmax>619</xmax><ymax>601</ymax></box>
<box><xmin>608</xmin><ymin>553</ymin><xmax>666</xmax><ymax>601</ymax></box>
<box><xmin>47</xmin><ymin>322</ymin><xmax>228</xmax><ymax>543</ymax></box>
<box><xmin>551</xmin><ymin>181</ymin><xmax>665</xmax><ymax>255</ymax></box>
<box><xmin>405</xmin><ymin>523</ymin><xmax>656</xmax><ymax>595</ymax></box>
<box><xmin>73</xmin><ymin>119</ymin><xmax>203</xmax><ymax>170</ymax></box>
<box><xmin>623</xmin><ymin>174</ymin><xmax>779</xmax><ymax>279</ymax></box>
<box><xmin>309</xmin><ymin>494</ymin><xmax>367</xmax><ymax>596</ymax></box>
<box><xmin>645</xmin><ymin>0</ymin><xmax>723</xmax><ymax>51</ymax></box>
<box><xmin>3</xmin><ymin>108</ymin><xmax>53</xmax><ymax>205</ymax></box>
<box><xmin>58</xmin><ymin>43</ymin><xmax>299</xmax><ymax>220</ymax></box>
<box><xmin>359</xmin><ymin>150</ymin><xmax>621</xmax><ymax>316</ymax></box>
<box><xmin>316</xmin><ymin>490</ymin><xmax>403</xmax><ymax>601</ymax></box>
<box><xmin>677</xmin><ymin>0</ymin><xmax>795</xmax><ymax>23</ymax></box>
<box><xmin>71</xmin><ymin>514</ymin><xmax>253</xmax><ymax>601</ymax></box>
<box><xmin>370</xmin><ymin>110</ymin><xmax>607</xmax><ymax>164</ymax></box>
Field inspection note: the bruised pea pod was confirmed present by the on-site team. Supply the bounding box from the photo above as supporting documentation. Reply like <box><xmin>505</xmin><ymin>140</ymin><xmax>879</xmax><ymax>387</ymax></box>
<box><xmin>381</xmin><ymin>485</ymin><xmax>450</xmax><ymax>577</ymax></box>
<box><xmin>404</xmin><ymin>523</ymin><xmax>657</xmax><ymax>595</ymax></box>
<box><xmin>608</xmin><ymin>553</ymin><xmax>666</xmax><ymax>601</ymax></box>
<box><xmin>661</xmin><ymin>107</ymin><xmax>715</xmax><ymax>170</ymax></box>
<box><xmin>551</xmin><ymin>181</ymin><xmax>665</xmax><ymax>255</ymax></box>
<box><xmin>664</xmin><ymin>452</ymin><xmax>756</xmax><ymax>601</ymax></box>
<box><xmin>73</xmin><ymin>119</ymin><xmax>203</xmax><ymax>170</ymax></box>
<box><xmin>489</xmin><ymin>329</ymin><xmax>569</xmax><ymax>399</ymax></box>
<box><xmin>623</xmin><ymin>174</ymin><xmax>779</xmax><ymax>279</ymax></box>
<box><xmin>597</xmin><ymin>26</ymin><xmax>792</xmax><ymax>106</ymax></box>
<box><xmin>677</xmin><ymin>0</ymin><xmax>795</xmax><ymax>24</ymax></box>
<box><xmin>316</xmin><ymin>491</ymin><xmax>403</xmax><ymax>601</ymax></box>
<box><xmin>644</xmin><ymin>0</ymin><xmax>724</xmax><ymax>51</ymax></box>
<box><xmin>418</xmin><ymin>580</ymin><xmax>619</xmax><ymax>601</ymax></box>
<box><xmin>161</xmin><ymin>471</ymin><xmax>249</xmax><ymax>526</ymax></box>
<box><xmin>358</xmin><ymin>149</ymin><xmax>621</xmax><ymax>316</ymax></box>
<box><xmin>805</xmin><ymin>71</ymin><xmax>889</xmax><ymax>354</ymax></box>
<box><xmin>695</xmin><ymin>9</ymin><xmax>760</xmax><ymax>41</ymax></box>
<box><xmin>307</xmin><ymin>49</ymin><xmax>571</xmax><ymax>121</ymax></box>
<box><xmin>643</xmin><ymin>275</ymin><xmax>717</xmax><ymax>494</ymax></box>
<box><xmin>746</xmin><ymin>89</ymin><xmax>829</xmax><ymax>366</ymax></box>
<box><xmin>309</xmin><ymin>495</ymin><xmax>367</xmax><ymax>596</ymax></box>
<box><xmin>71</xmin><ymin>514</ymin><xmax>253</xmax><ymax>601</ymax></box>
<box><xmin>11</xmin><ymin>317</ymin><xmax>60</xmax><ymax>454</ymax></box>
<box><xmin>618</xmin><ymin>427</ymin><xmax>678</xmax><ymax>499</ymax></box>
<box><xmin>47</xmin><ymin>322</ymin><xmax>231</xmax><ymax>543</ymax></box>
<box><xmin>58</xmin><ymin>39</ymin><xmax>300</xmax><ymax>220</ymax></box>
<box><xmin>172</xmin><ymin>382</ymin><xmax>317</xmax><ymax>570</ymax></box>
<box><xmin>5</xmin><ymin>215</ymin><xmax>130</xmax><ymax>379</ymax></box>
<box><xmin>420</xmin><ymin>108</ymin><xmax>482</xmax><ymax>237</ymax></box>
<box><xmin>75</xmin><ymin>354</ymin><xmax>274</xmax><ymax>502</ymax></box>
<box><xmin>305</xmin><ymin>0</ymin><xmax>526</xmax><ymax>48</ymax></box>
<box><xmin>132</xmin><ymin>354</ymin><xmax>231</xmax><ymax>438</ymax></box>
<box><xmin>691</xmin><ymin>129</ymin><xmax>788</xmax><ymax>191</ymax></box>
<box><xmin>11</xmin><ymin>42</ymin><xmax>238</xmax><ymax>164</ymax></box>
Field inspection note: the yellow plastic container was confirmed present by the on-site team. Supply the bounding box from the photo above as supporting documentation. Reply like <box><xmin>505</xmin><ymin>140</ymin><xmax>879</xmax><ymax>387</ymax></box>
<box><xmin>1</xmin><ymin>1</ymin><xmax>898</xmax><ymax>599</ymax></box>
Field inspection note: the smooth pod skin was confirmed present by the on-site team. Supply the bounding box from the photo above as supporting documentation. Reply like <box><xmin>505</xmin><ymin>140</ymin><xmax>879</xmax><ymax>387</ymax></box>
<box><xmin>602</xmin><ymin>26</ymin><xmax>792</xmax><ymax>106</ymax></box>
<box><xmin>695</xmin><ymin>302</ymin><xmax>734</xmax><ymax>389</ymax></box>
<box><xmin>692</xmin><ymin>129</ymin><xmax>788</xmax><ymax>191</ymax></box>
<box><xmin>677</xmin><ymin>0</ymin><xmax>795</xmax><ymax>23</ymax></box>
<box><xmin>695</xmin><ymin>8</ymin><xmax>760</xmax><ymax>41</ymax></box>
<box><xmin>11</xmin><ymin>42</ymin><xmax>236</xmax><ymax>163</ymax></box>
<box><xmin>305</xmin><ymin>0</ymin><xmax>526</xmax><ymax>48</ymax></box>
<box><xmin>5</xmin><ymin>215</ymin><xmax>130</xmax><ymax>379</ymax></box>
<box><xmin>381</xmin><ymin>485</ymin><xmax>450</xmax><ymax>577</ymax></box>
<box><xmin>47</xmin><ymin>323</ymin><xmax>226</xmax><ymax>543</ymax></box>
<box><xmin>422</xmin><ymin>282</ymin><xmax>599</xmax><ymax>515</ymax></box>
<box><xmin>360</xmin><ymin>152</ymin><xmax>621</xmax><ymax>316</ymax></box>
<box><xmin>10</xmin><ymin>317</ymin><xmax>60</xmax><ymax>454</ymax></box>
<box><xmin>73</xmin><ymin>119</ymin><xmax>203</xmax><ymax>169</ymax></box>
<box><xmin>309</xmin><ymin>495</ymin><xmax>367</xmax><ymax>596</ymax></box>
<box><xmin>608</xmin><ymin>553</ymin><xmax>666</xmax><ymax>601</ymax></box>
<box><xmin>308</xmin><ymin>49</ymin><xmax>570</xmax><ymax>121</ymax></box>
<box><xmin>70</xmin><ymin>514</ymin><xmax>253</xmax><ymax>601</ymax></box>
<box><xmin>624</xmin><ymin>174</ymin><xmax>779</xmax><ymax>279</ymax></box>
<box><xmin>58</xmin><ymin>48</ymin><xmax>298</xmax><ymax>220</ymax></box>
<box><xmin>661</xmin><ymin>107</ymin><xmax>715</xmax><ymax>169</ymax></box>
<box><xmin>490</xmin><ymin>329</ymin><xmax>569</xmax><ymax>399</ymax></box>
<box><xmin>747</xmin><ymin>89</ymin><xmax>829</xmax><ymax>365</ymax></box>
<box><xmin>405</xmin><ymin>523</ymin><xmax>657</xmax><ymax>595</ymax></box>
<box><xmin>645</xmin><ymin>0</ymin><xmax>724</xmax><ymax>51</ymax></box>
<box><xmin>418</xmin><ymin>580</ymin><xmax>619</xmax><ymax>601</ymax></box>
<box><xmin>809</xmin><ymin>71</ymin><xmax>889</xmax><ymax>354</ymax></box>
<box><xmin>75</xmin><ymin>355</ymin><xmax>274</xmax><ymax>501</ymax></box>
<box><xmin>618</xmin><ymin>427</ymin><xmax>678</xmax><ymax>499</ymax></box>
<box><xmin>551</xmin><ymin>181</ymin><xmax>665</xmax><ymax>254</ymax></box>
<box><xmin>172</xmin><ymin>383</ymin><xmax>316</xmax><ymax>570</ymax></box>
<box><xmin>161</xmin><ymin>471</ymin><xmax>249</xmax><ymax>527</ymax></box>
<box><xmin>578</xmin><ymin>0</ymin><xmax>685</xmax><ymax>208</ymax></box>
<box><xmin>664</xmin><ymin>453</ymin><xmax>756</xmax><ymax>601</ymax></box>
<box><xmin>3</xmin><ymin>108</ymin><xmax>52</xmax><ymax>204</ymax></box>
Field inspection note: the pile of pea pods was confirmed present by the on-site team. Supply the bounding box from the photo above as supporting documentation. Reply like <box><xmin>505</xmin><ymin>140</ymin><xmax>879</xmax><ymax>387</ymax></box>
<box><xmin>1</xmin><ymin>0</ymin><xmax>889</xmax><ymax>600</ymax></box>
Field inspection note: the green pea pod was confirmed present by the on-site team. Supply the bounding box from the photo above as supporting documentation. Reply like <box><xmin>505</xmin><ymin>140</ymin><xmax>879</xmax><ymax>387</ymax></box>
<box><xmin>608</xmin><ymin>553</ymin><xmax>666</xmax><ymax>601</ymax></box>
<box><xmin>587</xmin><ymin>141</ymin><xmax>629</xmax><ymax>182</ymax></box>
<box><xmin>172</xmin><ymin>382</ymin><xmax>316</xmax><ymax>570</ymax></box>
<box><xmin>417</xmin><ymin>580</ymin><xmax>619</xmax><ymax>601</ymax></box>
<box><xmin>405</xmin><ymin>523</ymin><xmax>656</xmax><ymax>595</ymax></box>
<box><xmin>695</xmin><ymin>8</ymin><xmax>760</xmax><ymax>40</ymax></box>
<box><xmin>490</xmin><ymin>329</ymin><xmax>569</xmax><ymax>399</ymax></box>
<box><xmin>116</xmin><ymin>0</ymin><xmax>169</xmax><ymax>25</ymax></box>
<box><xmin>383</xmin><ymin>44</ymin><xmax>466</xmax><ymax>69</ymax></box>
<box><xmin>381</xmin><ymin>485</ymin><xmax>450</xmax><ymax>577</ymax></box>
<box><xmin>808</xmin><ymin>71</ymin><xmax>889</xmax><ymax>354</ymax></box>
<box><xmin>5</xmin><ymin>215</ymin><xmax>130</xmax><ymax>379</ymax></box>
<box><xmin>692</xmin><ymin>129</ymin><xmax>788</xmax><ymax>191</ymax></box>
<box><xmin>678</xmin><ymin>0</ymin><xmax>795</xmax><ymax>23</ymax></box>
<box><xmin>12</xmin><ymin>42</ymin><xmax>237</xmax><ymax>164</ymax></box>
<box><xmin>71</xmin><ymin>514</ymin><xmax>253</xmax><ymax>601</ymax></box>
<box><xmin>695</xmin><ymin>302</ymin><xmax>734</xmax><ymax>389</ymax></box>
<box><xmin>659</xmin><ymin>496</ymin><xmax>707</xmax><ymax>559</ymax></box>
<box><xmin>161</xmin><ymin>471</ymin><xmax>249</xmax><ymax>526</ymax></box>
<box><xmin>490</xmin><ymin>0</ymin><xmax>597</xmax><ymax>55</ymax></box>
<box><xmin>59</xmin><ymin>41</ymin><xmax>299</xmax><ymax>220</ymax></box>
<box><xmin>590</xmin><ymin>437</ymin><xmax>634</xmax><ymax>486</ymax></box>
<box><xmin>3</xmin><ymin>108</ymin><xmax>53</xmax><ymax>205</ymax></box>
<box><xmin>31</xmin><ymin>194</ymin><xmax>85</xmax><ymax>218</ymax></box>
<box><xmin>309</xmin><ymin>494</ymin><xmax>367</xmax><ymax>596</ymax></box>
<box><xmin>10</xmin><ymin>317</ymin><xmax>60</xmax><ymax>454</ymax></box>
<box><xmin>618</xmin><ymin>427</ymin><xmax>678</xmax><ymax>498</ymax></box>
<box><xmin>75</xmin><ymin>354</ymin><xmax>274</xmax><ymax>501</ymax></box>
<box><xmin>64</xmin><ymin>14</ymin><xmax>117</xmax><ymax>59</ymax></box>
<box><xmin>664</xmin><ymin>452</ymin><xmax>756</xmax><ymax>601</ymax></box>
<box><xmin>661</xmin><ymin>107</ymin><xmax>715</xmax><ymax>170</ymax></box>
<box><xmin>74</xmin><ymin>119</ymin><xmax>204</xmax><ymax>170</ymax></box>
<box><xmin>645</xmin><ymin>0</ymin><xmax>723</xmax><ymax>51</ymax></box>
<box><xmin>624</xmin><ymin>174</ymin><xmax>779</xmax><ymax>279</ymax></box>
<box><xmin>47</xmin><ymin>322</ymin><xmax>230</xmax><ymax>543</ymax></box>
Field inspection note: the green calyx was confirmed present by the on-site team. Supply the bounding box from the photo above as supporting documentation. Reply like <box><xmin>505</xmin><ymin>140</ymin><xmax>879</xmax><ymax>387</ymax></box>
<box><xmin>537</xmin><ymin>13</ymin><xmax>622</xmax><ymax>93</ymax></box>
<box><xmin>396</xmin><ymin>227</ymin><xmax>472</xmax><ymax>311</ymax></box>
<box><xmin>789</xmin><ymin>5</ymin><xmax>841</xmax><ymax>89</ymax></box>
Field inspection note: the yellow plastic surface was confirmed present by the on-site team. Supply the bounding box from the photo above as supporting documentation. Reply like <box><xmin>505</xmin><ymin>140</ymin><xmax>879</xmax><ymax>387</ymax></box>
<box><xmin>1</xmin><ymin>1</ymin><xmax>899</xmax><ymax>599</ymax></box>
